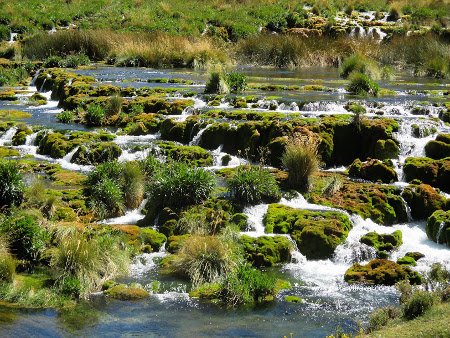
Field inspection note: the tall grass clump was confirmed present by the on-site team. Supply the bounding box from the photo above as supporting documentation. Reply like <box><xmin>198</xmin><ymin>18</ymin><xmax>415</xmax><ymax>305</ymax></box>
<box><xmin>339</xmin><ymin>53</ymin><xmax>381</xmax><ymax>80</ymax></box>
<box><xmin>227</xmin><ymin>165</ymin><xmax>281</xmax><ymax>205</ymax></box>
<box><xmin>220</xmin><ymin>264</ymin><xmax>277</xmax><ymax>307</ymax></box>
<box><xmin>122</xmin><ymin>161</ymin><xmax>145</xmax><ymax>209</ymax></box>
<box><xmin>177</xmin><ymin>204</ymin><xmax>230</xmax><ymax>236</ymax></box>
<box><xmin>50</xmin><ymin>227</ymin><xmax>130</xmax><ymax>298</ymax></box>
<box><xmin>106</xmin><ymin>95</ymin><xmax>123</xmax><ymax>117</ymax></box>
<box><xmin>148</xmin><ymin>161</ymin><xmax>216</xmax><ymax>209</ymax></box>
<box><xmin>84</xmin><ymin>104</ymin><xmax>105</xmax><ymax>126</ymax></box>
<box><xmin>347</xmin><ymin>72</ymin><xmax>379</xmax><ymax>96</ymax></box>
<box><xmin>0</xmin><ymin>238</ymin><xmax>15</xmax><ymax>283</ymax></box>
<box><xmin>172</xmin><ymin>235</ymin><xmax>238</xmax><ymax>287</ymax></box>
<box><xmin>0</xmin><ymin>159</ymin><xmax>24</xmax><ymax>209</ymax></box>
<box><xmin>56</xmin><ymin>110</ymin><xmax>74</xmax><ymax>124</ymax></box>
<box><xmin>281</xmin><ymin>135</ymin><xmax>320</xmax><ymax>192</ymax></box>
<box><xmin>204</xmin><ymin>70</ymin><xmax>246</xmax><ymax>94</ymax></box>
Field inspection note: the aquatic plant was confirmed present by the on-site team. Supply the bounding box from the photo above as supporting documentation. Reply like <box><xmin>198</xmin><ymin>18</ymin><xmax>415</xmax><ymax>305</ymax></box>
<box><xmin>172</xmin><ymin>235</ymin><xmax>238</xmax><ymax>286</ymax></box>
<box><xmin>56</xmin><ymin>110</ymin><xmax>74</xmax><ymax>123</ymax></box>
<box><xmin>339</xmin><ymin>53</ymin><xmax>381</xmax><ymax>80</ymax></box>
<box><xmin>122</xmin><ymin>162</ymin><xmax>145</xmax><ymax>210</ymax></box>
<box><xmin>281</xmin><ymin>135</ymin><xmax>320</xmax><ymax>192</ymax></box>
<box><xmin>204</xmin><ymin>72</ymin><xmax>229</xmax><ymax>94</ymax></box>
<box><xmin>227</xmin><ymin>165</ymin><xmax>281</xmax><ymax>205</ymax></box>
<box><xmin>0</xmin><ymin>159</ymin><xmax>24</xmax><ymax>209</ymax></box>
<box><xmin>106</xmin><ymin>95</ymin><xmax>123</xmax><ymax>117</ymax></box>
<box><xmin>88</xmin><ymin>178</ymin><xmax>124</xmax><ymax>219</ymax></box>
<box><xmin>50</xmin><ymin>226</ymin><xmax>130</xmax><ymax>298</ymax></box>
<box><xmin>85</xmin><ymin>104</ymin><xmax>105</xmax><ymax>126</ymax></box>
<box><xmin>346</xmin><ymin>72</ymin><xmax>379</xmax><ymax>96</ymax></box>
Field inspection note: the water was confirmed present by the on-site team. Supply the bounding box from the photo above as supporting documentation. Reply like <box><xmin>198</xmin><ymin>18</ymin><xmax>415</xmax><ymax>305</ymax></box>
<box><xmin>1</xmin><ymin>65</ymin><xmax>450</xmax><ymax>337</ymax></box>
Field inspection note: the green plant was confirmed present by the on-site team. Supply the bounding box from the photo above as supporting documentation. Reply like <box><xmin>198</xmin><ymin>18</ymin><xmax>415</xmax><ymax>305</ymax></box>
<box><xmin>281</xmin><ymin>135</ymin><xmax>320</xmax><ymax>192</ymax></box>
<box><xmin>220</xmin><ymin>264</ymin><xmax>276</xmax><ymax>306</ymax></box>
<box><xmin>0</xmin><ymin>238</ymin><xmax>15</xmax><ymax>283</ymax></box>
<box><xmin>50</xmin><ymin>227</ymin><xmax>130</xmax><ymax>298</ymax></box>
<box><xmin>368</xmin><ymin>307</ymin><xmax>401</xmax><ymax>332</ymax></box>
<box><xmin>88</xmin><ymin>178</ymin><xmax>124</xmax><ymax>219</ymax></box>
<box><xmin>0</xmin><ymin>160</ymin><xmax>24</xmax><ymax>209</ymax></box>
<box><xmin>172</xmin><ymin>235</ymin><xmax>238</xmax><ymax>286</ymax></box>
<box><xmin>85</xmin><ymin>104</ymin><xmax>105</xmax><ymax>126</ymax></box>
<box><xmin>340</xmin><ymin>54</ymin><xmax>381</xmax><ymax>80</ymax></box>
<box><xmin>204</xmin><ymin>72</ymin><xmax>229</xmax><ymax>94</ymax></box>
<box><xmin>402</xmin><ymin>290</ymin><xmax>436</xmax><ymax>319</ymax></box>
<box><xmin>106</xmin><ymin>95</ymin><xmax>123</xmax><ymax>116</ymax></box>
<box><xmin>227</xmin><ymin>165</ymin><xmax>281</xmax><ymax>205</ymax></box>
<box><xmin>56</xmin><ymin>110</ymin><xmax>74</xmax><ymax>123</ymax></box>
<box><xmin>226</xmin><ymin>72</ymin><xmax>247</xmax><ymax>93</ymax></box>
<box><xmin>122</xmin><ymin>161</ymin><xmax>145</xmax><ymax>209</ymax></box>
<box><xmin>148</xmin><ymin>161</ymin><xmax>216</xmax><ymax>209</ymax></box>
<box><xmin>347</xmin><ymin>72</ymin><xmax>379</xmax><ymax>96</ymax></box>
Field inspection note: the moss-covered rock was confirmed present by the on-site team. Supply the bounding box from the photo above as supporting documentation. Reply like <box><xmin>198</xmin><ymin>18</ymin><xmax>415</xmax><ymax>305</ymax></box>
<box><xmin>263</xmin><ymin>204</ymin><xmax>352</xmax><ymax>259</ymax></box>
<box><xmin>104</xmin><ymin>283</ymin><xmax>149</xmax><ymax>300</ymax></box>
<box><xmin>348</xmin><ymin>158</ymin><xmax>398</xmax><ymax>183</ymax></box>
<box><xmin>155</xmin><ymin>141</ymin><xmax>213</xmax><ymax>166</ymax></box>
<box><xmin>344</xmin><ymin>259</ymin><xmax>422</xmax><ymax>285</ymax></box>
<box><xmin>374</xmin><ymin>139</ymin><xmax>400</xmax><ymax>160</ymax></box>
<box><xmin>397</xmin><ymin>256</ymin><xmax>417</xmax><ymax>266</ymax></box>
<box><xmin>405</xmin><ymin>252</ymin><xmax>425</xmax><ymax>261</ymax></box>
<box><xmin>166</xmin><ymin>234</ymin><xmax>191</xmax><ymax>254</ymax></box>
<box><xmin>37</xmin><ymin>132</ymin><xmax>73</xmax><ymax>158</ymax></box>
<box><xmin>426</xmin><ymin>210</ymin><xmax>450</xmax><ymax>247</ymax></box>
<box><xmin>71</xmin><ymin>142</ymin><xmax>122</xmax><ymax>165</ymax></box>
<box><xmin>403</xmin><ymin>157</ymin><xmax>450</xmax><ymax>192</ymax></box>
<box><xmin>360</xmin><ymin>230</ymin><xmax>403</xmax><ymax>257</ymax></box>
<box><xmin>140</xmin><ymin>228</ymin><xmax>167</xmax><ymax>252</ymax></box>
<box><xmin>425</xmin><ymin>134</ymin><xmax>450</xmax><ymax>160</ymax></box>
<box><xmin>402</xmin><ymin>184</ymin><xmax>448</xmax><ymax>220</ymax></box>
<box><xmin>12</xmin><ymin>125</ymin><xmax>32</xmax><ymax>146</ymax></box>
<box><xmin>285</xmin><ymin>295</ymin><xmax>303</xmax><ymax>303</ymax></box>
<box><xmin>0</xmin><ymin>146</ymin><xmax>19</xmax><ymax>158</ymax></box>
<box><xmin>240</xmin><ymin>235</ymin><xmax>292</xmax><ymax>267</ymax></box>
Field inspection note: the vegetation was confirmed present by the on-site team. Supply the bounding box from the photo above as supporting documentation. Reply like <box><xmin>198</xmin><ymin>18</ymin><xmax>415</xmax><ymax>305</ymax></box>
<box><xmin>0</xmin><ymin>160</ymin><xmax>24</xmax><ymax>209</ymax></box>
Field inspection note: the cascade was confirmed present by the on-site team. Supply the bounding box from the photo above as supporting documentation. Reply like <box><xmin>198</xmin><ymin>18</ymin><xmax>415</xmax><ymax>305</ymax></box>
<box><xmin>189</xmin><ymin>125</ymin><xmax>210</xmax><ymax>146</ymax></box>
<box><xmin>8</xmin><ymin>32</ymin><xmax>18</xmax><ymax>44</ymax></box>
<box><xmin>102</xmin><ymin>198</ymin><xmax>148</xmax><ymax>225</ymax></box>
<box><xmin>0</xmin><ymin>127</ymin><xmax>18</xmax><ymax>146</ymax></box>
<box><xmin>436</xmin><ymin>222</ymin><xmax>445</xmax><ymax>244</ymax></box>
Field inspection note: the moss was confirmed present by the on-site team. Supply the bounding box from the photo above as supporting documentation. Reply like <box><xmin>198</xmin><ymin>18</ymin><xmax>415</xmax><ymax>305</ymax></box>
<box><xmin>402</xmin><ymin>184</ymin><xmax>448</xmax><ymax>220</ymax></box>
<box><xmin>140</xmin><ymin>228</ymin><xmax>167</xmax><ymax>252</ymax></box>
<box><xmin>0</xmin><ymin>110</ymin><xmax>32</xmax><ymax>120</ymax></box>
<box><xmin>285</xmin><ymin>295</ymin><xmax>303</xmax><ymax>303</ymax></box>
<box><xmin>397</xmin><ymin>256</ymin><xmax>417</xmax><ymax>266</ymax></box>
<box><xmin>425</xmin><ymin>134</ymin><xmax>450</xmax><ymax>160</ymax></box>
<box><xmin>360</xmin><ymin>230</ymin><xmax>403</xmax><ymax>257</ymax></box>
<box><xmin>166</xmin><ymin>234</ymin><xmax>191</xmax><ymax>254</ymax></box>
<box><xmin>306</xmin><ymin>172</ymin><xmax>407</xmax><ymax>225</ymax></box>
<box><xmin>426</xmin><ymin>210</ymin><xmax>450</xmax><ymax>247</ymax></box>
<box><xmin>104</xmin><ymin>283</ymin><xmax>149</xmax><ymax>300</ymax></box>
<box><xmin>348</xmin><ymin>158</ymin><xmax>398</xmax><ymax>183</ymax></box>
<box><xmin>405</xmin><ymin>252</ymin><xmax>425</xmax><ymax>261</ymax></box>
<box><xmin>52</xmin><ymin>206</ymin><xmax>77</xmax><ymax>222</ymax></box>
<box><xmin>344</xmin><ymin>259</ymin><xmax>422</xmax><ymax>286</ymax></box>
<box><xmin>71</xmin><ymin>142</ymin><xmax>122</xmax><ymax>165</ymax></box>
<box><xmin>50</xmin><ymin>169</ymin><xmax>86</xmax><ymax>186</ymax></box>
<box><xmin>155</xmin><ymin>141</ymin><xmax>213</xmax><ymax>166</ymax></box>
<box><xmin>240</xmin><ymin>235</ymin><xmax>292</xmax><ymax>267</ymax></box>
<box><xmin>0</xmin><ymin>90</ymin><xmax>18</xmax><ymax>101</ymax></box>
<box><xmin>37</xmin><ymin>132</ymin><xmax>73</xmax><ymax>158</ymax></box>
<box><xmin>264</xmin><ymin>204</ymin><xmax>352</xmax><ymax>259</ymax></box>
<box><xmin>189</xmin><ymin>283</ymin><xmax>221</xmax><ymax>300</ymax></box>
<box><xmin>374</xmin><ymin>139</ymin><xmax>400</xmax><ymax>160</ymax></box>
<box><xmin>12</xmin><ymin>125</ymin><xmax>32</xmax><ymax>146</ymax></box>
<box><xmin>231</xmin><ymin>213</ymin><xmax>248</xmax><ymax>231</ymax></box>
<box><xmin>0</xmin><ymin>146</ymin><xmax>19</xmax><ymax>158</ymax></box>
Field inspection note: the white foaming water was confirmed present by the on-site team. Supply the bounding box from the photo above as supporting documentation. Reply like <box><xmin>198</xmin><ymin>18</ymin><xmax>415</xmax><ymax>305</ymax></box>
<box><xmin>189</xmin><ymin>125</ymin><xmax>210</xmax><ymax>146</ymax></box>
<box><xmin>114</xmin><ymin>133</ymin><xmax>159</xmax><ymax>145</ymax></box>
<box><xmin>130</xmin><ymin>244</ymin><xmax>167</xmax><ymax>277</ymax></box>
<box><xmin>207</xmin><ymin>145</ymin><xmax>244</xmax><ymax>169</ymax></box>
<box><xmin>118</xmin><ymin>148</ymin><xmax>151</xmax><ymax>162</ymax></box>
<box><xmin>279</xmin><ymin>192</ymin><xmax>339</xmax><ymax>212</ymax></box>
<box><xmin>0</xmin><ymin>127</ymin><xmax>17</xmax><ymax>146</ymax></box>
<box><xmin>102</xmin><ymin>199</ymin><xmax>148</xmax><ymax>225</ymax></box>
<box><xmin>241</xmin><ymin>204</ymin><xmax>269</xmax><ymax>237</ymax></box>
<box><xmin>302</xmin><ymin>101</ymin><xmax>347</xmax><ymax>114</ymax></box>
<box><xmin>8</xmin><ymin>32</ymin><xmax>18</xmax><ymax>44</ymax></box>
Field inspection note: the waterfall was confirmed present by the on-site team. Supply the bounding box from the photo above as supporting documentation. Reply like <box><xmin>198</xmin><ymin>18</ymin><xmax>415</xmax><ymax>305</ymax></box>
<box><xmin>189</xmin><ymin>125</ymin><xmax>210</xmax><ymax>146</ymax></box>
<box><xmin>0</xmin><ymin>127</ymin><xmax>17</xmax><ymax>146</ymax></box>
<box><xmin>30</xmin><ymin>70</ymin><xmax>41</xmax><ymax>86</ymax></box>
<box><xmin>130</xmin><ymin>242</ymin><xmax>167</xmax><ymax>277</ymax></box>
<box><xmin>62</xmin><ymin>146</ymin><xmax>79</xmax><ymax>164</ymax></box>
<box><xmin>241</xmin><ymin>204</ymin><xmax>269</xmax><ymax>237</ymax></box>
<box><xmin>25</xmin><ymin>132</ymin><xmax>38</xmax><ymax>146</ymax></box>
<box><xmin>437</xmin><ymin>222</ymin><xmax>446</xmax><ymax>244</ymax></box>
<box><xmin>102</xmin><ymin>198</ymin><xmax>148</xmax><ymax>225</ymax></box>
<box><xmin>8</xmin><ymin>32</ymin><xmax>18</xmax><ymax>44</ymax></box>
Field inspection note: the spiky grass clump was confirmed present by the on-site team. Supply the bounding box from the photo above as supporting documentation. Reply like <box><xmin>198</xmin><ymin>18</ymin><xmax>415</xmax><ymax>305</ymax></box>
<box><xmin>219</xmin><ymin>264</ymin><xmax>277</xmax><ymax>307</ymax></box>
<box><xmin>347</xmin><ymin>72</ymin><xmax>379</xmax><ymax>96</ymax></box>
<box><xmin>172</xmin><ymin>235</ymin><xmax>238</xmax><ymax>287</ymax></box>
<box><xmin>106</xmin><ymin>95</ymin><xmax>123</xmax><ymax>117</ymax></box>
<box><xmin>148</xmin><ymin>161</ymin><xmax>216</xmax><ymax>209</ymax></box>
<box><xmin>56</xmin><ymin>110</ymin><xmax>74</xmax><ymax>124</ymax></box>
<box><xmin>0</xmin><ymin>159</ymin><xmax>24</xmax><ymax>209</ymax></box>
<box><xmin>340</xmin><ymin>53</ymin><xmax>381</xmax><ymax>80</ymax></box>
<box><xmin>122</xmin><ymin>161</ymin><xmax>145</xmax><ymax>209</ymax></box>
<box><xmin>50</xmin><ymin>227</ymin><xmax>130</xmax><ymax>298</ymax></box>
<box><xmin>177</xmin><ymin>204</ymin><xmax>229</xmax><ymax>236</ymax></box>
<box><xmin>281</xmin><ymin>135</ymin><xmax>320</xmax><ymax>192</ymax></box>
<box><xmin>0</xmin><ymin>238</ymin><xmax>15</xmax><ymax>283</ymax></box>
<box><xmin>85</xmin><ymin>104</ymin><xmax>105</xmax><ymax>126</ymax></box>
<box><xmin>227</xmin><ymin>165</ymin><xmax>281</xmax><ymax>205</ymax></box>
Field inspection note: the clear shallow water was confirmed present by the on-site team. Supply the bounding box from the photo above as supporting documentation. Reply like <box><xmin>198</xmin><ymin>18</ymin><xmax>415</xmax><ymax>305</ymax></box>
<box><xmin>1</xmin><ymin>65</ymin><xmax>449</xmax><ymax>337</ymax></box>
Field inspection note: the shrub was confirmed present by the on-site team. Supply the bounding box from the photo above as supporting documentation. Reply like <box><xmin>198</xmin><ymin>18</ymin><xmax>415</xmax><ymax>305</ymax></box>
<box><xmin>122</xmin><ymin>161</ymin><xmax>144</xmax><ymax>209</ymax></box>
<box><xmin>0</xmin><ymin>253</ymin><xmax>15</xmax><ymax>283</ymax></box>
<box><xmin>281</xmin><ymin>135</ymin><xmax>320</xmax><ymax>192</ymax></box>
<box><xmin>50</xmin><ymin>227</ymin><xmax>130</xmax><ymax>298</ymax></box>
<box><xmin>43</xmin><ymin>55</ymin><xmax>63</xmax><ymax>68</ymax></box>
<box><xmin>148</xmin><ymin>161</ymin><xmax>216</xmax><ymax>209</ymax></box>
<box><xmin>172</xmin><ymin>235</ymin><xmax>238</xmax><ymax>286</ymax></box>
<box><xmin>220</xmin><ymin>264</ymin><xmax>276</xmax><ymax>306</ymax></box>
<box><xmin>368</xmin><ymin>307</ymin><xmax>401</xmax><ymax>332</ymax></box>
<box><xmin>88</xmin><ymin>178</ymin><xmax>124</xmax><ymax>219</ymax></box>
<box><xmin>339</xmin><ymin>54</ymin><xmax>381</xmax><ymax>80</ymax></box>
<box><xmin>0</xmin><ymin>160</ymin><xmax>24</xmax><ymax>209</ymax></box>
<box><xmin>226</xmin><ymin>72</ymin><xmax>247</xmax><ymax>93</ymax></box>
<box><xmin>106</xmin><ymin>95</ymin><xmax>123</xmax><ymax>116</ymax></box>
<box><xmin>56</xmin><ymin>110</ymin><xmax>74</xmax><ymax>123</ymax></box>
<box><xmin>0</xmin><ymin>211</ymin><xmax>48</xmax><ymax>263</ymax></box>
<box><xmin>85</xmin><ymin>104</ymin><xmax>105</xmax><ymax>126</ymax></box>
<box><xmin>63</xmin><ymin>54</ymin><xmax>90</xmax><ymax>68</ymax></box>
<box><xmin>204</xmin><ymin>72</ymin><xmax>229</xmax><ymax>94</ymax></box>
<box><xmin>227</xmin><ymin>165</ymin><xmax>281</xmax><ymax>205</ymax></box>
<box><xmin>402</xmin><ymin>290</ymin><xmax>436</xmax><ymax>319</ymax></box>
<box><xmin>347</xmin><ymin>72</ymin><xmax>379</xmax><ymax>96</ymax></box>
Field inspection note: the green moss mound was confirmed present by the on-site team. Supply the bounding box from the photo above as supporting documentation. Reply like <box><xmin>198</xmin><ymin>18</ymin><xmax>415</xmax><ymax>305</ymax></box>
<box><xmin>263</xmin><ymin>204</ymin><xmax>352</xmax><ymax>259</ymax></box>
<box><xmin>348</xmin><ymin>158</ymin><xmax>398</xmax><ymax>183</ymax></box>
<box><xmin>360</xmin><ymin>230</ymin><xmax>403</xmax><ymax>257</ymax></box>
<box><xmin>426</xmin><ymin>210</ymin><xmax>450</xmax><ymax>247</ymax></box>
<box><xmin>240</xmin><ymin>235</ymin><xmax>292</xmax><ymax>267</ymax></box>
<box><xmin>402</xmin><ymin>184</ymin><xmax>448</xmax><ymax>220</ymax></box>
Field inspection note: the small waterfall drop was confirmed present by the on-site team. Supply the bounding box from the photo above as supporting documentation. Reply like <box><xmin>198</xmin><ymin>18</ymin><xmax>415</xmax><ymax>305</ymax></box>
<box><xmin>102</xmin><ymin>198</ymin><xmax>148</xmax><ymax>225</ymax></box>
<box><xmin>130</xmin><ymin>242</ymin><xmax>167</xmax><ymax>277</ymax></box>
<box><xmin>189</xmin><ymin>125</ymin><xmax>210</xmax><ymax>146</ymax></box>
<box><xmin>0</xmin><ymin>127</ymin><xmax>18</xmax><ymax>146</ymax></box>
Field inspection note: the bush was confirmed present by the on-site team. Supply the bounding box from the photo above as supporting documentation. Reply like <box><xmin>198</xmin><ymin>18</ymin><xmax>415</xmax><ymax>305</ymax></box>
<box><xmin>347</xmin><ymin>72</ymin><xmax>379</xmax><ymax>96</ymax></box>
<box><xmin>0</xmin><ymin>212</ymin><xmax>48</xmax><ymax>263</ymax></box>
<box><xmin>220</xmin><ymin>264</ymin><xmax>276</xmax><ymax>306</ymax></box>
<box><xmin>227</xmin><ymin>166</ymin><xmax>281</xmax><ymax>205</ymax></box>
<box><xmin>281</xmin><ymin>135</ymin><xmax>320</xmax><ymax>192</ymax></box>
<box><xmin>402</xmin><ymin>290</ymin><xmax>436</xmax><ymax>319</ymax></box>
<box><xmin>172</xmin><ymin>235</ymin><xmax>238</xmax><ymax>286</ymax></box>
<box><xmin>204</xmin><ymin>72</ymin><xmax>229</xmax><ymax>94</ymax></box>
<box><xmin>63</xmin><ymin>54</ymin><xmax>90</xmax><ymax>68</ymax></box>
<box><xmin>340</xmin><ymin>54</ymin><xmax>381</xmax><ymax>80</ymax></box>
<box><xmin>0</xmin><ymin>239</ymin><xmax>15</xmax><ymax>283</ymax></box>
<box><xmin>148</xmin><ymin>161</ymin><xmax>216</xmax><ymax>209</ymax></box>
<box><xmin>368</xmin><ymin>307</ymin><xmax>401</xmax><ymax>332</ymax></box>
<box><xmin>88</xmin><ymin>178</ymin><xmax>124</xmax><ymax>219</ymax></box>
<box><xmin>56</xmin><ymin>110</ymin><xmax>74</xmax><ymax>123</ymax></box>
<box><xmin>50</xmin><ymin>227</ymin><xmax>130</xmax><ymax>298</ymax></box>
<box><xmin>122</xmin><ymin>161</ymin><xmax>144</xmax><ymax>209</ymax></box>
<box><xmin>85</xmin><ymin>104</ymin><xmax>105</xmax><ymax>126</ymax></box>
<box><xmin>106</xmin><ymin>95</ymin><xmax>123</xmax><ymax>116</ymax></box>
<box><xmin>0</xmin><ymin>160</ymin><xmax>24</xmax><ymax>209</ymax></box>
<box><xmin>226</xmin><ymin>72</ymin><xmax>247</xmax><ymax>93</ymax></box>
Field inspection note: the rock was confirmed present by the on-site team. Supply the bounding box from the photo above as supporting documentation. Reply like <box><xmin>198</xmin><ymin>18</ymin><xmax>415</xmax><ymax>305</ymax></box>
<box><xmin>397</xmin><ymin>256</ymin><xmax>417</xmax><ymax>266</ymax></box>
<box><xmin>348</xmin><ymin>158</ymin><xmax>398</xmax><ymax>183</ymax></box>
<box><xmin>140</xmin><ymin>228</ymin><xmax>167</xmax><ymax>252</ymax></box>
<box><xmin>425</xmin><ymin>134</ymin><xmax>450</xmax><ymax>160</ymax></box>
<box><xmin>360</xmin><ymin>230</ymin><xmax>402</xmax><ymax>257</ymax></box>
<box><xmin>72</xmin><ymin>142</ymin><xmax>122</xmax><ymax>165</ymax></box>
<box><xmin>344</xmin><ymin>259</ymin><xmax>422</xmax><ymax>285</ymax></box>
<box><xmin>264</xmin><ymin>204</ymin><xmax>352</xmax><ymax>259</ymax></box>
<box><xmin>405</xmin><ymin>252</ymin><xmax>425</xmax><ymax>261</ymax></box>
<box><xmin>402</xmin><ymin>184</ymin><xmax>448</xmax><ymax>220</ymax></box>
<box><xmin>155</xmin><ymin>141</ymin><xmax>213</xmax><ymax>166</ymax></box>
<box><xmin>240</xmin><ymin>235</ymin><xmax>292</xmax><ymax>267</ymax></box>
<box><xmin>374</xmin><ymin>139</ymin><xmax>399</xmax><ymax>160</ymax></box>
<box><xmin>285</xmin><ymin>295</ymin><xmax>303</xmax><ymax>303</ymax></box>
<box><xmin>166</xmin><ymin>234</ymin><xmax>191</xmax><ymax>254</ymax></box>
<box><xmin>104</xmin><ymin>283</ymin><xmax>149</xmax><ymax>300</ymax></box>
<box><xmin>426</xmin><ymin>210</ymin><xmax>450</xmax><ymax>247</ymax></box>
<box><xmin>403</xmin><ymin>157</ymin><xmax>450</xmax><ymax>192</ymax></box>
